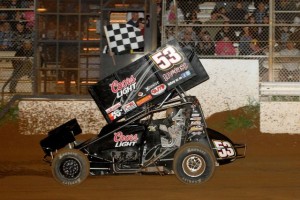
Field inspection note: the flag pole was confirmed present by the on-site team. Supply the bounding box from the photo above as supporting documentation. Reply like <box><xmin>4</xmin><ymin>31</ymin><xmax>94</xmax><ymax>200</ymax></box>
<box><xmin>109</xmin><ymin>50</ymin><xmax>116</xmax><ymax>66</ymax></box>
<box><xmin>104</xmin><ymin>25</ymin><xmax>116</xmax><ymax>66</ymax></box>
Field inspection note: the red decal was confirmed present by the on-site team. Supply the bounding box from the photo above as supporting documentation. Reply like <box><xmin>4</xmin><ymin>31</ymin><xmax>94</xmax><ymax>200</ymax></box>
<box><xmin>151</xmin><ymin>84</ymin><xmax>166</xmax><ymax>96</ymax></box>
<box><xmin>123</xmin><ymin>101</ymin><xmax>137</xmax><ymax>113</ymax></box>
<box><xmin>114</xmin><ymin>131</ymin><xmax>138</xmax><ymax>142</ymax></box>
<box><xmin>110</xmin><ymin>75</ymin><xmax>136</xmax><ymax>94</ymax></box>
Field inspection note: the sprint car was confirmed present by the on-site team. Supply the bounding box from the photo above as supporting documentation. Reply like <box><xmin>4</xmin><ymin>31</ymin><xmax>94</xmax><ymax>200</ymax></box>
<box><xmin>40</xmin><ymin>40</ymin><xmax>246</xmax><ymax>186</ymax></box>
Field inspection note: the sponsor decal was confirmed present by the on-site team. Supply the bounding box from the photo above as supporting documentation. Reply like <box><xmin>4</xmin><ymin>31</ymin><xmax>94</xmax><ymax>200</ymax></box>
<box><xmin>138</xmin><ymin>92</ymin><xmax>144</xmax><ymax>97</ymax></box>
<box><xmin>122</xmin><ymin>101</ymin><xmax>137</xmax><ymax>113</ymax></box>
<box><xmin>105</xmin><ymin>102</ymin><xmax>122</xmax><ymax>114</ymax></box>
<box><xmin>162</xmin><ymin>62</ymin><xmax>189</xmax><ymax>82</ymax></box>
<box><xmin>114</xmin><ymin>131</ymin><xmax>138</xmax><ymax>147</ymax></box>
<box><xmin>110</xmin><ymin>75</ymin><xmax>136</xmax><ymax>98</ymax></box>
<box><xmin>167</xmin><ymin>79</ymin><xmax>180</xmax><ymax>87</ymax></box>
<box><xmin>151</xmin><ymin>84</ymin><xmax>167</xmax><ymax>96</ymax></box>
<box><xmin>136</xmin><ymin>94</ymin><xmax>153</xmax><ymax>106</ymax></box>
<box><xmin>145</xmin><ymin>81</ymin><xmax>159</xmax><ymax>92</ymax></box>
<box><xmin>181</xmin><ymin>70</ymin><xmax>191</xmax><ymax>79</ymax></box>
<box><xmin>108</xmin><ymin>109</ymin><xmax>122</xmax><ymax>121</ymax></box>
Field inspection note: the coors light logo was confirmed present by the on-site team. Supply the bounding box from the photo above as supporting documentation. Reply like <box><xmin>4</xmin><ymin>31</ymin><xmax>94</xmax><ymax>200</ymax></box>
<box><xmin>114</xmin><ymin>131</ymin><xmax>138</xmax><ymax>147</ymax></box>
<box><xmin>110</xmin><ymin>75</ymin><xmax>136</xmax><ymax>98</ymax></box>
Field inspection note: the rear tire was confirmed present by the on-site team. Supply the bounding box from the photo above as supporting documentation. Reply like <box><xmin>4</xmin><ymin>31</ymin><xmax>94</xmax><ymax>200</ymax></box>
<box><xmin>173</xmin><ymin>142</ymin><xmax>215</xmax><ymax>184</ymax></box>
<box><xmin>52</xmin><ymin>149</ymin><xmax>90</xmax><ymax>186</ymax></box>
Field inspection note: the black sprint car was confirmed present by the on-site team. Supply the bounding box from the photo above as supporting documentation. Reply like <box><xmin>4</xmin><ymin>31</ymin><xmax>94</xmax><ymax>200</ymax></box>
<box><xmin>40</xmin><ymin>40</ymin><xmax>246</xmax><ymax>186</ymax></box>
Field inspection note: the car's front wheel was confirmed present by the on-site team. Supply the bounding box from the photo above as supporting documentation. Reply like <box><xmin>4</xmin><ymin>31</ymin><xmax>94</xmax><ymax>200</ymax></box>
<box><xmin>173</xmin><ymin>142</ymin><xmax>215</xmax><ymax>184</ymax></box>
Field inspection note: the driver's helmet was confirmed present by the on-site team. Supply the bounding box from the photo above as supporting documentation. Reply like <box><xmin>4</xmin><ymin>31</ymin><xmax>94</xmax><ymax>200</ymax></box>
<box><xmin>165</xmin><ymin>107</ymin><xmax>178</xmax><ymax>121</ymax></box>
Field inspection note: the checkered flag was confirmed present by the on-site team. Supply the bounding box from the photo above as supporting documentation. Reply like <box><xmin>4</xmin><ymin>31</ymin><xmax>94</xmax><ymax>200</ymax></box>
<box><xmin>104</xmin><ymin>23</ymin><xmax>144</xmax><ymax>54</ymax></box>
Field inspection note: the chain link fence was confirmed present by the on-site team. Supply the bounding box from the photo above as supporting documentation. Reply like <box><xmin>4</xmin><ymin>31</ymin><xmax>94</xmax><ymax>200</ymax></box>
<box><xmin>160</xmin><ymin>0</ymin><xmax>300</xmax><ymax>83</ymax></box>
<box><xmin>1</xmin><ymin>0</ymin><xmax>102</xmax><ymax>107</ymax></box>
<box><xmin>0</xmin><ymin>1</ymin><xmax>35</xmax><ymax>105</ymax></box>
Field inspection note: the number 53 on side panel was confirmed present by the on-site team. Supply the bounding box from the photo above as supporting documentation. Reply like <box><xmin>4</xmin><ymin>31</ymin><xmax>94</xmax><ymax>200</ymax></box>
<box><xmin>212</xmin><ymin>140</ymin><xmax>236</xmax><ymax>158</ymax></box>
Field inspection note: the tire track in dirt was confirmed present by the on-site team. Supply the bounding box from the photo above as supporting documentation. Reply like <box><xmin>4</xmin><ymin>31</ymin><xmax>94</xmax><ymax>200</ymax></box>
<box><xmin>0</xmin><ymin>161</ymin><xmax>51</xmax><ymax>177</ymax></box>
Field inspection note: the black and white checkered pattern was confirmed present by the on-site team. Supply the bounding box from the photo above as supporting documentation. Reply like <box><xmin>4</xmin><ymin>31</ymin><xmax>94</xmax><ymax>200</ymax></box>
<box><xmin>104</xmin><ymin>23</ymin><xmax>144</xmax><ymax>54</ymax></box>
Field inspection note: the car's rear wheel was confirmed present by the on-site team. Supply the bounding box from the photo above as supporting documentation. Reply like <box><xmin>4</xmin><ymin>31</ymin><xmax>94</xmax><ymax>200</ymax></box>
<box><xmin>52</xmin><ymin>149</ymin><xmax>89</xmax><ymax>186</ymax></box>
<box><xmin>173</xmin><ymin>142</ymin><xmax>215</xmax><ymax>184</ymax></box>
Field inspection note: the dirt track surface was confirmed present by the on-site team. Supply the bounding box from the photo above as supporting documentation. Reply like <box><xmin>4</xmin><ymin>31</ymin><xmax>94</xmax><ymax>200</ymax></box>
<box><xmin>0</xmin><ymin>111</ymin><xmax>299</xmax><ymax>200</ymax></box>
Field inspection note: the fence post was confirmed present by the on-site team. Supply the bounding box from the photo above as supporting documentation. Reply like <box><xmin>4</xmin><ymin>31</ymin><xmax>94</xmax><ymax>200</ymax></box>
<box><xmin>268</xmin><ymin>0</ymin><xmax>275</xmax><ymax>82</ymax></box>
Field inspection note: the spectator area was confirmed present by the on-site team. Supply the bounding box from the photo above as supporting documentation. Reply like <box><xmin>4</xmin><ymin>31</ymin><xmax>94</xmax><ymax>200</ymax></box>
<box><xmin>197</xmin><ymin>2</ymin><xmax>256</xmax><ymax>22</ymax></box>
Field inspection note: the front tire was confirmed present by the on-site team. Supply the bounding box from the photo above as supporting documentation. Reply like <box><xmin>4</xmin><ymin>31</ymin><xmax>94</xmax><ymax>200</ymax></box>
<box><xmin>52</xmin><ymin>149</ymin><xmax>90</xmax><ymax>186</ymax></box>
<box><xmin>173</xmin><ymin>142</ymin><xmax>215</xmax><ymax>184</ymax></box>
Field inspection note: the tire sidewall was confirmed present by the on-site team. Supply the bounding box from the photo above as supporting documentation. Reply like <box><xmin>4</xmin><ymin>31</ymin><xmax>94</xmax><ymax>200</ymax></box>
<box><xmin>52</xmin><ymin>149</ymin><xmax>90</xmax><ymax>186</ymax></box>
<box><xmin>173</xmin><ymin>142</ymin><xmax>215</xmax><ymax>184</ymax></box>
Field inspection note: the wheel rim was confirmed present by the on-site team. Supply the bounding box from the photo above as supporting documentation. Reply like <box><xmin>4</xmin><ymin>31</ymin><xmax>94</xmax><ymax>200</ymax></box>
<box><xmin>59</xmin><ymin>158</ymin><xmax>81</xmax><ymax>179</ymax></box>
<box><xmin>182</xmin><ymin>154</ymin><xmax>206</xmax><ymax>177</ymax></box>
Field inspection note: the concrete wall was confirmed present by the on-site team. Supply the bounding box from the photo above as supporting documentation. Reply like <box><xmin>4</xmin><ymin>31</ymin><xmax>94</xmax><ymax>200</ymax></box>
<box><xmin>18</xmin><ymin>59</ymin><xmax>259</xmax><ymax>135</ymax></box>
<box><xmin>187</xmin><ymin>59</ymin><xmax>259</xmax><ymax>117</ymax></box>
<box><xmin>19</xmin><ymin>100</ymin><xmax>105</xmax><ymax>135</ymax></box>
<box><xmin>260</xmin><ymin>102</ymin><xmax>300</xmax><ymax>134</ymax></box>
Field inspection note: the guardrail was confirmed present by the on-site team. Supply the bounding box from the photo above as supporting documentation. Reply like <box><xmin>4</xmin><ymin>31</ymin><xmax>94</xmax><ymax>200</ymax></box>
<box><xmin>260</xmin><ymin>82</ymin><xmax>300</xmax><ymax>96</ymax></box>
